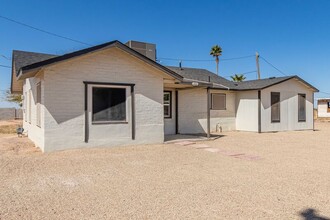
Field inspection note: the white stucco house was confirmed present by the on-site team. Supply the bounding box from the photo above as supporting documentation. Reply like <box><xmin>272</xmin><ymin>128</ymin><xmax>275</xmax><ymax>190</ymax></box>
<box><xmin>317</xmin><ymin>98</ymin><xmax>330</xmax><ymax>118</ymax></box>
<box><xmin>11</xmin><ymin>40</ymin><xmax>319</xmax><ymax>152</ymax></box>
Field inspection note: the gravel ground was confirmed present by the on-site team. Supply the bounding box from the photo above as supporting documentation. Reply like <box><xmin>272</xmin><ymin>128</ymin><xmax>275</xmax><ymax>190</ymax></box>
<box><xmin>0</xmin><ymin>123</ymin><xmax>329</xmax><ymax>220</ymax></box>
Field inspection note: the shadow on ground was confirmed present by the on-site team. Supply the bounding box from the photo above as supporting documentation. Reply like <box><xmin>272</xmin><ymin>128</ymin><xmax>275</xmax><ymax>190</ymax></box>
<box><xmin>300</xmin><ymin>208</ymin><xmax>330</xmax><ymax>220</ymax></box>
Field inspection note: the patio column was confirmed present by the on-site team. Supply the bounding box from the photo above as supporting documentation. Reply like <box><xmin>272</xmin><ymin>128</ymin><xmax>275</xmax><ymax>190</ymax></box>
<box><xmin>207</xmin><ymin>87</ymin><xmax>211</xmax><ymax>138</ymax></box>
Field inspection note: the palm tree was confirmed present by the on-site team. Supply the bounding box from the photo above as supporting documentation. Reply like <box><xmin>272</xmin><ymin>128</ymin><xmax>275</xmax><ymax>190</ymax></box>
<box><xmin>230</xmin><ymin>74</ymin><xmax>246</xmax><ymax>82</ymax></box>
<box><xmin>210</xmin><ymin>45</ymin><xmax>222</xmax><ymax>75</ymax></box>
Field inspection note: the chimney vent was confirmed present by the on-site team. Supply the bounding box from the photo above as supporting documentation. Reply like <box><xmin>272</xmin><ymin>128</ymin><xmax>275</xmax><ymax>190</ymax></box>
<box><xmin>125</xmin><ymin>40</ymin><xmax>156</xmax><ymax>61</ymax></box>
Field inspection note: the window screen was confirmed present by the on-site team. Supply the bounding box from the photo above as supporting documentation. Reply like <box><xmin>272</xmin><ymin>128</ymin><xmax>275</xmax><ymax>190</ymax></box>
<box><xmin>271</xmin><ymin>92</ymin><xmax>280</xmax><ymax>122</ymax></box>
<box><xmin>92</xmin><ymin>87</ymin><xmax>126</xmax><ymax>122</ymax></box>
<box><xmin>211</xmin><ymin>93</ymin><xmax>226</xmax><ymax>110</ymax></box>
<box><xmin>298</xmin><ymin>94</ymin><xmax>306</xmax><ymax>122</ymax></box>
<box><xmin>164</xmin><ymin>91</ymin><xmax>171</xmax><ymax>118</ymax></box>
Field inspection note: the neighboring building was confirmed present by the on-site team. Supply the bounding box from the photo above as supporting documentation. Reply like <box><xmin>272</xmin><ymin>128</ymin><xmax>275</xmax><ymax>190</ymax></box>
<box><xmin>317</xmin><ymin>98</ymin><xmax>330</xmax><ymax>118</ymax></box>
<box><xmin>11</xmin><ymin>40</ymin><xmax>319</xmax><ymax>152</ymax></box>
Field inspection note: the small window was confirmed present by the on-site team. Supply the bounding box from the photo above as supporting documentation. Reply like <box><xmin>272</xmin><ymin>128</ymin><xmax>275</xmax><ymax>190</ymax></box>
<box><xmin>298</xmin><ymin>94</ymin><xmax>306</xmax><ymax>122</ymax></box>
<box><xmin>328</xmin><ymin>102</ymin><xmax>330</xmax><ymax>113</ymax></box>
<box><xmin>92</xmin><ymin>87</ymin><xmax>126</xmax><ymax>122</ymax></box>
<box><xmin>211</xmin><ymin>93</ymin><xmax>226</xmax><ymax>110</ymax></box>
<box><xmin>271</xmin><ymin>92</ymin><xmax>280</xmax><ymax>123</ymax></box>
<box><xmin>164</xmin><ymin>91</ymin><xmax>171</xmax><ymax>118</ymax></box>
<box><xmin>36</xmin><ymin>83</ymin><xmax>41</xmax><ymax>127</ymax></box>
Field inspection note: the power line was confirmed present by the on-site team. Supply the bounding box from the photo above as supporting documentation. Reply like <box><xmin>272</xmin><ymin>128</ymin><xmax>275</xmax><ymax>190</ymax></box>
<box><xmin>223</xmin><ymin>70</ymin><xmax>257</xmax><ymax>78</ymax></box>
<box><xmin>0</xmin><ymin>55</ymin><xmax>10</xmax><ymax>60</ymax></box>
<box><xmin>158</xmin><ymin>55</ymin><xmax>254</xmax><ymax>62</ymax></box>
<box><xmin>0</xmin><ymin>64</ymin><xmax>11</xmax><ymax>68</ymax></box>
<box><xmin>259</xmin><ymin>56</ymin><xmax>287</xmax><ymax>76</ymax></box>
<box><xmin>319</xmin><ymin>91</ymin><xmax>330</xmax><ymax>96</ymax></box>
<box><xmin>0</xmin><ymin>15</ymin><xmax>91</xmax><ymax>46</ymax></box>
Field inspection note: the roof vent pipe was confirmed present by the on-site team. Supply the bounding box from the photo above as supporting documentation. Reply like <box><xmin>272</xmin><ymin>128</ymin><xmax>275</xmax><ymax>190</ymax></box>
<box><xmin>179</xmin><ymin>60</ymin><xmax>182</xmax><ymax>70</ymax></box>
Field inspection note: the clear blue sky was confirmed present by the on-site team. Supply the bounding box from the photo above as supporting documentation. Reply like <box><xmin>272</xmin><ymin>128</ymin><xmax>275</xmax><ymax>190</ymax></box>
<box><xmin>1</xmin><ymin>0</ymin><xmax>329</xmax><ymax>107</ymax></box>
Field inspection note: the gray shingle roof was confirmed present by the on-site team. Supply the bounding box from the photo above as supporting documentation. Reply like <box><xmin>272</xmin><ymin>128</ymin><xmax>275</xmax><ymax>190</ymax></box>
<box><xmin>234</xmin><ymin>76</ymin><xmax>293</xmax><ymax>90</ymax></box>
<box><xmin>13</xmin><ymin>50</ymin><xmax>57</xmax><ymax>76</ymax></box>
<box><xmin>12</xmin><ymin>47</ymin><xmax>318</xmax><ymax>92</ymax></box>
<box><xmin>165</xmin><ymin>66</ymin><xmax>318</xmax><ymax>91</ymax></box>
<box><xmin>234</xmin><ymin>76</ymin><xmax>318</xmax><ymax>91</ymax></box>
<box><xmin>166</xmin><ymin>66</ymin><xmax>236</xmax><ymax>88</ymax></box>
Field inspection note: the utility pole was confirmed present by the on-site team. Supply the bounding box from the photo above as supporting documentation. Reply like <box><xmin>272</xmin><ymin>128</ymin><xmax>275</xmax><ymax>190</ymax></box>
<box><xmin>256</xmin><ymin>52</ymin><xmax>261</xmax><ymax>80</ymax></box>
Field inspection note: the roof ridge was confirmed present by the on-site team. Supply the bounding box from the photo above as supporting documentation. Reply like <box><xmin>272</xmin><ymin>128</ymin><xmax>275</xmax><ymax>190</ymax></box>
<box><xmin>13</xmin><ymin>50</ymin><xmax>57</xmax><ymax>56</ymax></box>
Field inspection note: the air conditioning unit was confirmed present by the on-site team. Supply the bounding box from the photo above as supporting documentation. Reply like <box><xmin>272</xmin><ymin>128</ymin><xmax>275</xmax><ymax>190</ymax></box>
<box><xmin>125</xmin><ymin>40</ymin><xmax>156</xmax><ymax>61</ymax></box>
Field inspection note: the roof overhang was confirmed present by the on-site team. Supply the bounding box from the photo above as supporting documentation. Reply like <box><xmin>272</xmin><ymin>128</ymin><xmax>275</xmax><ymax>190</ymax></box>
<box><xmin>230</xmin><ymin>76</ymin><xmax>319</xmax><ymax>92</ymax></box>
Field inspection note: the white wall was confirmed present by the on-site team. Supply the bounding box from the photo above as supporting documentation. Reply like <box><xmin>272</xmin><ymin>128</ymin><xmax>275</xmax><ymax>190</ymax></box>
<box><xmin>42</xmin><ymin>47</ymin><xmax>166</xmax><ymax>152</ymax></box>
<box><xmin>317</xmin><ymin>100</ymin><xmax>330</xmax><ymax>117</ymax></box>
<box><xmin>261</xmin><ymin>79</ymin><xmax>314</xmax><ymax>132</ymax></box>
<box><xmin>178</xmin><ymin>88</ymin><xmax>236</xmax><ymax>134</ymax></box>
<box><xmin>164</xmin><ymin>88</ymin><xmax>176</xmax><ymax>135</ymax></box>
<box><xmin>235</xmin><ymin>90</ymin><xmax>259</xmax><ymax>132</ymax></box>
<box><xmin>22</xmin><ymin>76</ymin><xmax>45</xmax><ymax>151</ymax></box>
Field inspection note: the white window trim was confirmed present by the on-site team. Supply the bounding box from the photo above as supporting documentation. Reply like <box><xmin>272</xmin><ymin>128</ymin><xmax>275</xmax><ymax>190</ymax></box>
<box><xmin>271</xmin><ymin>92</ymin><xmax>281</xmax><ymax>123</ymax></box>
<box><xmin>90</xmin><ymin>85</ymin><xmax>129</xmax><ymax>124</ymax></box>
<box><xmin>298</xmin><ymin>93</ymin><xmax>306</xmax><ymax>122</ymax></box>
<box><xmin>164</xmin><ymin>91</ymin><xmax>172</xmax><ymax>118</ymax></box>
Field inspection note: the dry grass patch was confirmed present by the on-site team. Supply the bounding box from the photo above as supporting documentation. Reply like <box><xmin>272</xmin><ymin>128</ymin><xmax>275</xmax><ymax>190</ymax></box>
<box><xmin>0</xmin><ymin>120</ymin><xmax>22</xmax><ymax>134</ymax></box>
<box><xmin>0</xmin><ymin>125</ymin><xmax>17</xmax><ymax>134</ymax></box>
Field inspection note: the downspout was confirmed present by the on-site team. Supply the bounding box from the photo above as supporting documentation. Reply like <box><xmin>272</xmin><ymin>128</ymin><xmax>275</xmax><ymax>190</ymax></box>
<box><xmin>175</xmin><ymin>90</ymin><xmax>179</xmax><ymax>134</ymax></box>
<box><xmin>207</xmin><ymin>87</ymin><xmax>211</xmax><ymax>138</ymax></box>
<box><xmin>84</xmin><ymin>83</ymin><xmax>89</xmax><ymax>143</ymax></box>
<box><xmin>207</xmin><ymin>76</ymin><xmax>211</xmax><ymax>138</ymax></box>
<box><xmin>313</xmin><ymin>93</ymin><xmax>315</xmax><ymax>131</ymax></box>
<box><xmin>258</xmin><ymin>90</ymin><xmax>261</xmax><ymax>133</ymax></box>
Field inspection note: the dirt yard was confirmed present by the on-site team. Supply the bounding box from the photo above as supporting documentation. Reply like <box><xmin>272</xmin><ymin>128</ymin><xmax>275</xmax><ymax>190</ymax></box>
<box><xmin>0</xmin><ymin>122</ymin><xmax>329</xmax><ymax>219</ymax></box>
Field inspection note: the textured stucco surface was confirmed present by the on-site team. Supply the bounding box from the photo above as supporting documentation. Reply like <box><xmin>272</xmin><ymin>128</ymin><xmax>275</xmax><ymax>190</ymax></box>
<box><xmin>318</xmin><ymin>101</ymin><xmax>330</xmax><ymax>118</ymax></box>
<box><xmin>261</xmin><ymin>78</ymin><xmax>314</xmax><ymax>132</ymax></box>
<box><xmin>178</xmin><ymin>88</ymin><xmax>236</xmax><ymax>134</ymax></box>
<box><xmin>39</xmin><ymin>47</ymin><xmax>169</xmax><ymax>152</ymax></box>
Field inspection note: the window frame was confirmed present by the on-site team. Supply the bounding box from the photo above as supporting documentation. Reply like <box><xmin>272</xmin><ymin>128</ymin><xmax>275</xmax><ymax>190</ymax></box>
<box><xmin>298</xmin><ymin>93</ymin><xmax>306</xmax><ymax>122</ymax></box>
<box><xmin>91</xmin><ymin>85</ymin><xmax>129</xmax><ymax>124</ymax></box>
<box><xmin>211</xmin><ymin>93</ymin><xmax>226</xmax><ymax>110</ymax></box>
<box><xmin>271</xmin><ymin>92</ymin><xmax>281</xmax><ymax>123</ymax></box>
<box><xmin>164</xmin><ymin>91</ymin><xmax>172</xmax><ymax>119</ymax></box>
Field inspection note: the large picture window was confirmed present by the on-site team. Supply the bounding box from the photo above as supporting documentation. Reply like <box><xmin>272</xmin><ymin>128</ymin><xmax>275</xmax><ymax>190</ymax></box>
<box><xmin>271</xmin><ymin>92</ymin><xmax>280</xmax><ymax>123</ymax></box>
<box><xmin>298</xmin><ymin>94</ymin><xmax>306</xmax><ymax>122</ymax></box>
<box><xmin>211</xmin><ymin>93</ymin><xmax>226</xmax><ymax>110</ymax></box>
<box><xmin>92</xmin><ymin>87</ymin><xmax>126</xmax><ymax>122</ymax></box>
<box><xmin>164</xmin><ymin>91</ymin><xmax>171</xmax><ymax>118</ymax></box>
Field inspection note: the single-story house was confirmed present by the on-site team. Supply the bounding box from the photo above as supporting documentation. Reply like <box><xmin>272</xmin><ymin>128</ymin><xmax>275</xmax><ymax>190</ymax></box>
<box><xmin>11</xmin><ymin>40</ymin><xmax>319</xmax><ymax>152</ymax></box>
<box><xmin>317</xmin><ymin>98</ymin><xmax>330</xmax><ymax>118</ymax></box>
